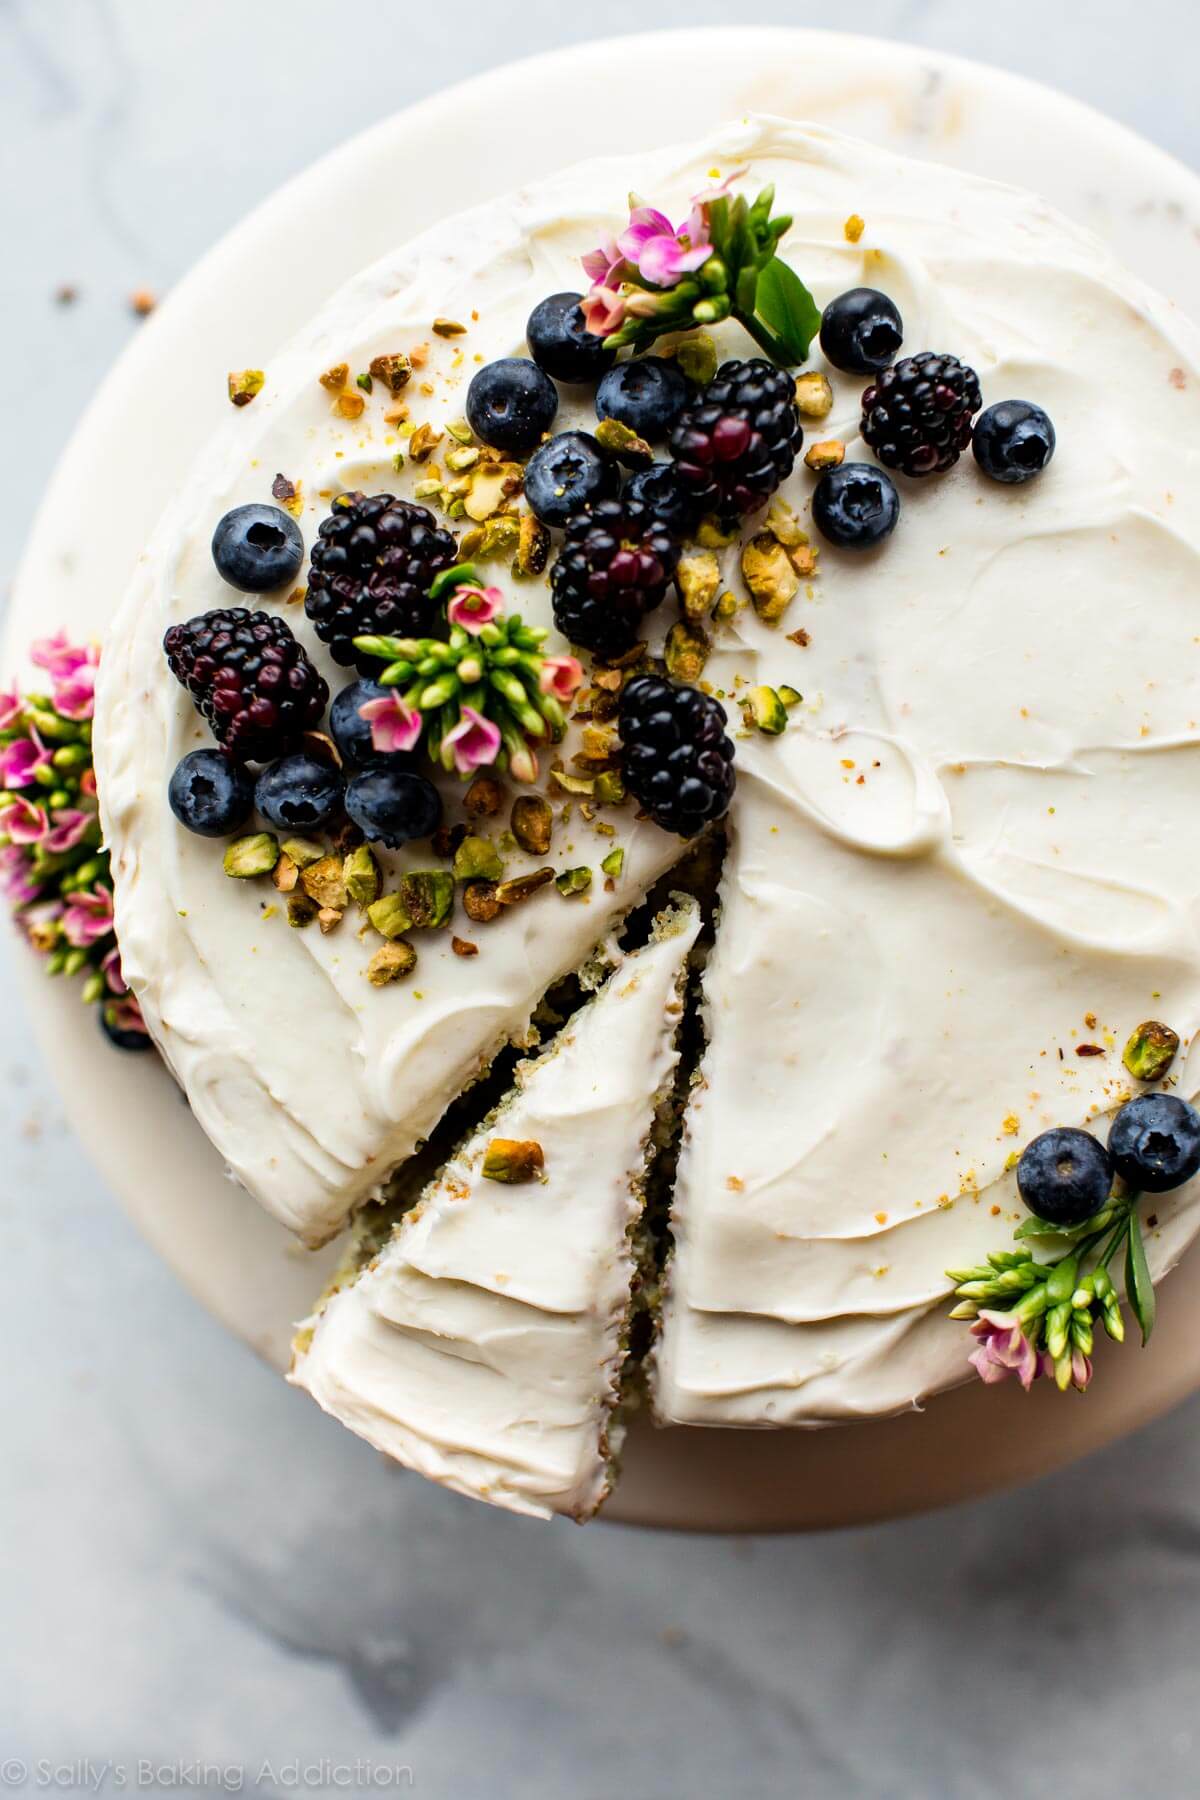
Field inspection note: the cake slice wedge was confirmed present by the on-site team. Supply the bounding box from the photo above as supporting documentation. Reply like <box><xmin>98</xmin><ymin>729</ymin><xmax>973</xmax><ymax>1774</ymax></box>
<box><xmin>289</xmin><ymin>898</ymin><xmax>700</xmax><ymax>1521</ymax></box>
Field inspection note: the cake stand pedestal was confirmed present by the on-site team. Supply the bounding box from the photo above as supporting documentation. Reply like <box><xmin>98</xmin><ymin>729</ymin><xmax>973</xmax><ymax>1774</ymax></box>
<box><xmin>12</xmin><ymin>28</ymin><xmax>1200</xmax><ymax>1530</ymax></box>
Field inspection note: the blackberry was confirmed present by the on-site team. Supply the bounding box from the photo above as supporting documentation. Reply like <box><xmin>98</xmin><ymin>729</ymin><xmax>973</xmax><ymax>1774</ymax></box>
<box><xmin>861</xmin><ymin>352</ymin><xmax>982</xmax><ymax>477</ymax></box>
<box><xmin>668</xmin><ymin>358</ymin><xmax>803</xmax><ymax>522</ymax></box>
<box><xmin>550</xmin><ymin>497</ymin><xmax>679</xmax><ymax>660</ymax></box>
<box><xmin>305</xmin><ymin>492</ymin><xmax>457</xmax><ymax>673</ymax></box>
<box><xmin>163</xmin><ymin>607</ymin><xmax>329</xmax><ymax>763</ymax></box>
<box><xmin>619</xmin><ymin>674</ymin><xmax>735</xmax><ymax>838</ymax></box>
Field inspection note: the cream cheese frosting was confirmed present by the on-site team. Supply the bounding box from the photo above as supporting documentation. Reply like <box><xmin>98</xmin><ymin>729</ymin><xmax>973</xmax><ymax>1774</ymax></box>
<box><xmin>96</xmin><ymin>114</ymin><xmax>1200</xmax><ymax>1423</ymax></box>
<box><xmin>290</xmin><ymin>902</ymin><xmax>698</xmax><ymax>1520</ymax></box>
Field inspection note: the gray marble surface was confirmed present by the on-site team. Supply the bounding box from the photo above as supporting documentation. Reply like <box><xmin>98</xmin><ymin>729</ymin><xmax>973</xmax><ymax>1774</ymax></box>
<box><xmin>5</xmin><ymin>2</ymin><xmax>1200</xmax><ymax>1795</ymax></box>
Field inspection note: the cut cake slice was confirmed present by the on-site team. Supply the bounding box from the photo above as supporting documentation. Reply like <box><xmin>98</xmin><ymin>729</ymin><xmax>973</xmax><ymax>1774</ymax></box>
<box><xmin>290</xmin><ymin>898</ymin><xmax>700</xmax><ymax>1520</ymax></box>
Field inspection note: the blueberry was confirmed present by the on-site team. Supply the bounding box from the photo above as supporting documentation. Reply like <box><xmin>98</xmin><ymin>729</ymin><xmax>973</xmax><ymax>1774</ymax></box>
<box><xmin>623</xmin><ymin>462</ymin><xmax>701</xmax><ymax>540</ymax></box>
<box><xmin>819</xmin><ymin>288</ymin><xmax>904</xmax><ymax>376</ymax></box>
<box><xmin>254</xmin><ymin>754</ymin><xmax>345</xmax><ymax>832</ymax></box>
<box><xmin>596</xmin><ymin>357</ymin><xmax>689</xmax><ymax>441</ymax></box>
<box><xmin>168</xmin><ymin>749</ymin><xmax>254</xmax><ymax>837</ymax></box>
<box><xmin>1017</xmin><ymin>1127</ymin><xmax>1113</xmax><ymax>1226</ymax></box>
<box><xmin>330</xmin><ymin>680</ymin><xmax>416</xmax><ymax>769</ymax></box>
<box><xmin>345</xmin><ymin>766</ymin><xmax>442</xmax><ymax>848</ymax></box>
<box><xmin>523</xmin><ymin>431</ymin><xmax>620</xmax><ymax>527</ymax></box>
<box><xmin>973</xmin><ymin>400</ymin><xmax>1056</xmax><ymax>484</ymax></box>
<box><xmin>1108</xmin><ymin>1093</ymin><xmax>1200</xmax><ymax>1193</ymax></box>
<box><xmin>812</xmin><ymin>462</ymin><xmax>900</xmax><ymax>550</ymax></box>
<box><xmin>211</xmin><ymin>504</ymin><xmax>304</xmax><ymax>592</ymax></box>
<box><xmin>99</xmin><ymin>1003</ymin><xmax>154</xmax><ymax>1053</ymax></box>
<box><xmin>466</xmin><ymin>358</ymin><xmax>558</xmax><ymax>454</ymax></box>
<box><xmin>526</xmin><ymin>292</ymin><xmax>616</xmax><ymax>384</ymax></box>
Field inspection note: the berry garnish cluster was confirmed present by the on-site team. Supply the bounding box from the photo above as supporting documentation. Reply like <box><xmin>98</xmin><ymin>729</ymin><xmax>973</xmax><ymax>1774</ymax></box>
<box><xmin>0</xmin><ymin>634</ymin><xmax>150</xmax><ymax>1052</ymax></box>
<box><xmin>946</xmin><ymin>1022</ymin><xmax>1196</xmax><ymax>1394</ymax></box>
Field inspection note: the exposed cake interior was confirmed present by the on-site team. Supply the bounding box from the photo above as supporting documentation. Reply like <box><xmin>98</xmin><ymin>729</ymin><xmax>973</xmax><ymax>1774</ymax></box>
<box><xmin>290</xmin><ymin>896</ymin><xmax>700</xmax><ymax>1521</ymax></box>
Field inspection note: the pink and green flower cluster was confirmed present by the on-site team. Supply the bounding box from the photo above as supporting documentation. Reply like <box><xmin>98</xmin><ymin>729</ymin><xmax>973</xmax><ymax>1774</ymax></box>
<box><xmin>353</xmin><ymin>565</ymin><xmax>582</xmax><ymax>784</ymax></box>
<box><xmin>0</xmin><ymin>634</ymin><xmax>146</xmax><ymax>1040</ymax></box>
<box><xmin>580</xmin><ymin>175</ymin><xmax>820</xmax><ymax>367</ymax></box>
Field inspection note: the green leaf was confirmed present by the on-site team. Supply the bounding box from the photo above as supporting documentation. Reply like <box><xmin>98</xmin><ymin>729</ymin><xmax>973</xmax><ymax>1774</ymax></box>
<box><xmin>1014</xmin><ymin>1204</ymin><xmax>1114</xmax><ymax>1243</ymax></box>
<box><xmin>754</xmin><ymin>257</ymin><xmax>821</xmax><ymax>364</ymax></box>
<box><xmin>1125</xmin><ymin>1212</ymin><xmax>1156</xmax><ymax>1345</ymax></box>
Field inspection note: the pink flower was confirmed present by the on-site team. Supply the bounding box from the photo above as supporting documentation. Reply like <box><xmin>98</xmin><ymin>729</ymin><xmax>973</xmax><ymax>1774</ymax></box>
<box><xmin>106</xmin><ymin>995</ymin><xmax>148</xmax><ymax>1037</ymax></box>
<box><xmin>30</xmin><ymin>632</ymin><xmax>97</xmax><ymax>681</ymax></box>
<box><xmin>0</xmin><ymin>689</ymin><xmax>23</xmax><ymax>732</ymax></box>
<box><xmin>21</xmin><ymin>900</ymin><xmax>63</xmax><ymax>953</ymax></box>
<box><xmin>101</xmin><ymin>944</ymin><xmax>129</xmax><ymax>995</ymax></box>
<box><xmin>357</xmin><ymin>693</ymin><xmax>423</xmax><ymax>757</ymax></box>
<box><xmin>78</xmin><ymin>768</ymin><xmax>98</xmax><ymax>799</ymax></box>
<box><xmin>61</xmin><ymin>885</ymin><xmax>114</xmax><ymax>949</ymax></box>
<box><xmin>967</xmin><ymin>1310</ymin><xmax>1041</xmax><ymax>1391</ymax></box>
<box><xmin>582</xmin><ymin>235</ymin><xmax>625</xmax><ymax>290</ymax></box>
<box><xmin>442</xmin><ymin>706</ymin><xmax>502</xmax><ymax>776</ymax></box>
<box><xmin>0</xmin><ymin>845</ymin><xmax>43</xmax><ymax>906</ymax></box>
<box><xmin>617</xmin><ymin>202</ymin><xmax>712</xmax><ymax>287</ymax></box>
<box><xmin>3</xmin><ymin>796</ymin><xmax>48</xmax><ymax>844</ymax></box>
<box><xmin>1</xmin><ymin>729</ymin><xmax>51</xmax><ymax>790</ymax></box>
<box><xmin>539</xmin><ymin>656</ymin><xmax>584</xmax><ymax>702</ymax></box>
<box><xmin>447</xmin><ymin>584</ymin><xmax>504</xmax><ymax>634</ymax></box>
<box><xmin>53</xmin><ymin>665</ymin><xmax>98</xmax><ymax>721</ymax></box>
<box><xmin>581</xmin><ymin>286</ymin><xmax>626</xmax><ymax>337</ymax></box>
<box><xmin>44</xmin><ymin>808</ymin><xmax>92</xmax><ymax>853</ymax></box>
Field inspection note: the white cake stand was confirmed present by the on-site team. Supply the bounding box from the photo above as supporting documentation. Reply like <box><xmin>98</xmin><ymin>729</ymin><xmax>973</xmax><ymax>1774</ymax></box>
<box><xmin>12</xmin><ymin>28</ymin><xmax>1200</xmax><ymax>1531</ymax></box>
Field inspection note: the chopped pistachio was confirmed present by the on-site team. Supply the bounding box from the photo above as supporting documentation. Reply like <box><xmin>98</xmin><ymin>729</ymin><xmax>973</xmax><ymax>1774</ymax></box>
<box><xmin>287</xmin><ymin>893</ymin><xmax>317</xmax><ymax>928</ymax></box>
<box><xmin>454</xmin><ymin>835</ymin><xmax>504</xmax><ymax>882</ymax></box>
<box><xmin>805</xmin><ymin>439</ymin><xmax>845</xmax><ymax>471</ymax></box>
<box><xmin>223</xmin><ymin>833</ymin><xmax>279</xmax><ymax>878</ymax></box>
<box><xmin>367</xmin><ymin>940</ymin><xmax>417</xmax><ymax>985</ymax></box>
<box><xmin>355</xmin><ymin>371</ymin><xmax>373</xmax><ymax>394</ymax></box>
<box><xmin>300</xmin><ymin>854</ymin><xmax>348</xmax><ymax>912</ymax></box>
<box><xmin>556</xmin><ymin>866</ymin><xmax>593</xmax><ymax>897</ymax></box>
<box><xmin>317</xmin><ymin>906</ymin><xmax>343</xmax><ymax>934</ymax></box>
<box><xmin>744</xmin><ymin>686</ymin><xmax>788</xmax><ymax>735</ymax></box>
<box><xmin>445</xmin><ymin>444</ymin><xmax>480</xmax><ymax>473</ymax></box>
<box><xmin>676</xmin><ymin>551</ymin><xmax>721</xmax><ymax>624</ymax></box>
<box><xmin>600</xmin><ymin>847</ymin><xmax>625</xmax><ymax>879</ymax></box>
<box><xmin>272</xmin><ymin>852</ymin><xmax>299</xmax><ymax>894</ymax></box>
<box><xmin>665</xmin><ymin>619</ymin><xmax>710</xmax><ymax>683</ymax></box>
<box><xmin>432</xmin><ymin>822</ymin><xmax>467</xmax><ymax>863</ymax></box>
<box><xmin>464</xmin><ymin>773</ymin><xmax>505</xmax><ymax>819</ymax></box>
<box><xmin>408</xmin><ymin>422</ymin><xmax>443</xmax><ymax>462</ymax></box>
<box><xmin>319</xmin><ymin>363</ymin><xmax>349</xmax><ymax>392</ymax></box>
<box><xmin>778</xmin><ymin>685</ymin><xmax>803</xmax><ymax>708</ymax></box>
<box><xmin>794</xmin><ymin>371</ymin><xmax>834</xmax><ymax>418</ymax></box>
<box><xmin>462</xmin><ymin>879</ymin><xmax>502</xmax><ymax>923</ymax></box>
<box><xmin>551</xmin><ymin>769</ymin><xmax>595</xmax><ymax>798</ymax></box>
<box><xmin>432</xmin><ymin>317</ymin><xmax>467</xmax><ymax>337</ymax></box>
<box><xmin>713</xmin><ymin>589</ymin><xmax>742</xmax><ymax>623</ymax></box>
<box><xmin>462</xmin><ymin>468</ymin><xmax>510</xmax><ymax>522</ymax></box>
<box><xmin>398</xmin><ymin>870</ymin><xmax>455</xmax><ymax>930</ymax></box>
<box><xmin>1123</xmin><ymin>1020</ymin><xmax>1180</xmax><ymax>1083</ymax></box>
<box><xmin>766</xmin><ymin>496</ymin><xmax>806</xmax><ymax>548</ymax></box>
<box><xmin>334</xmin><ymin>391</ymin><xmax>365</xmax><ymax>420</ymax></box>
<box><xmin>367</xmin><ymin>894</ymin><xmax>412</xmax><ymax>940</ymax></box>
<box><xmin>513</xmin><ymin>513</ymin><xmax>551</xmax><ymax>577</ymax></box>
<box><xmin>461</xmin><ymin>514</ymin><xmax>521</xmax><ymax>562</ymax></box>
<box><xmin>368</xmin><ymin>351</ymin><xmax>412</xmax><ymax>393</ymax></box>
<box><xmin>445</xmin><ymin>417</ymin><xmax>475</xmax><ymax>445</ymax></box>
<box><xmin>280</xmin><ymin>836</ymin><xmax>326</xmax><ymax>870</ymax></box>
<box><xmin>741</xmin><ymin>533</ymin><xmax>799</xmax><ymax>623</ymax></box>
<box><xmin>495</xmin><ymin>867</ymin><xmax>555</xmax><ymax>906</ymax></box>
<box><xmin>844</xmin><ymin>212</ymin><xmax>866</xmax><ymax>243</ymax></box>
<box><xmin>343</xmin><ymin>845</ymin><xmax>381</xmax><ymax>910</ymax></box>
<box><xmin>594</xmin><ymin>417</ymin><xmax>652</xmax><ymax>465</ymax></box>
<box><xmin>228</xmin><ymin>369</ymin><xmax>264</xmax><ymax>407</ymax></box>
<box><xmin>675</xmin><ymin>332</ymin><xmax>718</xmax><ymax>385</ymax></box>
<box><xmin>511</xmin><ymin>794</ymin><xmax>553</xmax><ymax>855</ymax></box>
<box><xmin>482</xmin><ymin>1138</ymin><xmax>544</xmax><ymax>1183</ymax></box>
<box><xmin>593</xmin><ymin>770</ymin><xmax>627</xmax><ymax>806</ymax></box>
<box><xmin>696</xmin><ymin>516</ymin><xmax>739</xmax><ymax>549</ymax></box>
<box><xmin>451</xmin><ymin>935</ymin><xmax>479</xmax><ymax>958</ymax></box>
<box><xmin>580</xmin><ymin>724</ymin><xmax>618</xmax><ymax>761</ymax></box>
<box><xmin>792</xmin><ymin>544</ymin><xmax>819</xmax><ymax>578</ymax></box>
<box><xmin>412</xmin><ymin>478</ymin><xmax>442</xmax><ymax>500</ymax></box>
